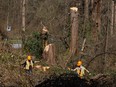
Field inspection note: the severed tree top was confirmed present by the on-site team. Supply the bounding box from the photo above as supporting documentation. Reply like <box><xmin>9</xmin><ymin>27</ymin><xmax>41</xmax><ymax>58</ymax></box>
<box><xmin>70</xmin><ymin>7</ymin><xmax>78</xmax><ymax>12</ymax></box>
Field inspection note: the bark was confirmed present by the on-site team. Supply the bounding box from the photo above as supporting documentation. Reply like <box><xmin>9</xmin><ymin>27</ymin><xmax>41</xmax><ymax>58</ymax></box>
<box><xmin>104</xmin><ymin>2</ymin><xmax>110</xmax><ymax>72</ymax></box>
<box><xmin>22</xmin><ymin>0</ymin><xmax>26</xmax><ymax>32</ymax></box>
<box><xmin>42</xmin><ymin>26</ymin><xmax>49</xmax><ymax>48</ymax></box>
<box><xmin>43</xmin><ymin>44</ymin><xmax>56</xmax><ymax>65</ymax></box>
<box><xmin>85</xmin><ymin>0</ymin><xmax>89</xmax><ymax>20</ymax></box>
<box><xmin>70</xmin><ymin>7</ymin><xmax>78</xmax><ymax>56</ymax></box>
<box><xmin>110</xmin><ymin>1</ymin><xmax>114</xmax><ymax>36</ymax></box>
<box><xmin>92</xmin><ymin>0</ymin><xmax>101</xmax><ymax>41</ymax></box>
<box><xmin>96</xmin><ymin>0</ymin><xmax>101</xmax><ymax>33</ymax></box>
<box><xmin>6</xmin><ymin>0</ymin><xmax>10</xmax><ymax>30</ymax></box>
<box><xmin>91</xmin><ymin>0</ymin><xmax>94</xmax><ymax>10</ymax></box>
<box><xmin>21</xmin><ymin>0</ymin><xmax>26</xmax><ymax>50</ymax></box>
<box><xmin>115</xmin><ymin>4</ymin><xmax>116</xmax><ymax>34</ymax></box>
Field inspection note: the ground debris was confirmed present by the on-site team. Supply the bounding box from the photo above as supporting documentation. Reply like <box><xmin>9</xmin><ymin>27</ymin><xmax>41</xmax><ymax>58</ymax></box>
<box><xmin>35</xmin><ymin>73</ymin><xmax>90</xmax><ymax>87</ymax></box>
<box><xmin>90</xmin><ymin>74</ymin><xmax>116</xmax><ymax>87</ymax></box>
<box><xmin>35</xmin><ymin>73</ymin><xmax>116</xmax><ymax>87</ymax></box>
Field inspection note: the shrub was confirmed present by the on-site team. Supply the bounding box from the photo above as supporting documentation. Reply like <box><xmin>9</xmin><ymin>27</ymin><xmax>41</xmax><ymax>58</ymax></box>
<box><xmin>24</xmin><ymin>32</ymin><xmax>43</xmax><ymax>59</ymax></box>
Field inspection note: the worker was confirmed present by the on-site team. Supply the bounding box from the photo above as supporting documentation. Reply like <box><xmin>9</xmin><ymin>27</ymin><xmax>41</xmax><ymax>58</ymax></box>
<box><xmin>22</xmin><ymin>55</ymin><xmax>34</xmax><ymax>74</ymax></box>
<box><xmin>72</xmin><ymin>60</ymin><xmax>91</xmax><ymax>78</ymax></box>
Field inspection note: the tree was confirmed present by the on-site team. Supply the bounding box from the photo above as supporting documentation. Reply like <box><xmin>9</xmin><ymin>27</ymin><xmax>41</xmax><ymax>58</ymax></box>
<box><xmin>110</xmin><ymin>0</ymin><xmax>115</xmax><ymax>36</ymax></box>
<box><xmin>115</xmin><ymin>2</ymin><xmax>116</xmax><ymax>34</ymax></box>
<box><xmin>22</xmin><ymin>0</ymin><xmax>26</xmax><ymax>32</ymax></box>
<box><xmin>70</xmin><ymin>7</ymin><xmax>78</xmax><ymax>56</ymax></box>
<box><xmin>85</xmin><ymin>0</ymin><xmax>89</xmax><ymax>20</ymax></box>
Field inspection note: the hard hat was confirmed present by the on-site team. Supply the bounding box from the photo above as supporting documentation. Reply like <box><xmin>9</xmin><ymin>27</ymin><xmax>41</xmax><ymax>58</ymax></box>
<box><xmin>27</xmin><ymin>55</ymin><xmax>31</xmax><ymax>60</ymax></box>
<box><xmin>77</xmin><ymin>60</ymin><xmax>82</xmax><ymax>66</ymax></box>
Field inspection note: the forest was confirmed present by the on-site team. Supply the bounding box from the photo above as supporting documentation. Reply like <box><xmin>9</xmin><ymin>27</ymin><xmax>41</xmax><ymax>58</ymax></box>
<box><xmin>0</xmin><ymin>0</ymin><xmax>116</xmax><ymax>87</ymax></box>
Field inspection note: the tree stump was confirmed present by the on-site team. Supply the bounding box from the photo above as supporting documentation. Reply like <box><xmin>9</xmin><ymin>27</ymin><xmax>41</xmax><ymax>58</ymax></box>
<box><xmin>43</xmin><ymin>44</ymin><xmax>56</xmax><ymax>65</ymax></box>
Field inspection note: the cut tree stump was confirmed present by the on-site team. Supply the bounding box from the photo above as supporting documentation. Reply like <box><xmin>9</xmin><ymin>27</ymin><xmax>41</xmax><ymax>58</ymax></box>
<box><xmin>43</xmin><ymin>44</ymin><xmax>56</xmax><ymax>65</ymax></box>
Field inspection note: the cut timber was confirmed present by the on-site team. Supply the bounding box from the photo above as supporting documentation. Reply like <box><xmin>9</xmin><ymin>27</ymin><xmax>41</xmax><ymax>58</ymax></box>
<box><xmin>43</xmin><ymin>44</ymin><xmax>56</xmax><ymax>65</ymax></box>
<box><xmin>70</xmin><ymin>7</ymin><xmax>78</xmax><ymax>56</ymax></box>
<box><xmin>35</xmin><ymin>65</ymin><xmax>50</xmax><ymax>72</ymax></box>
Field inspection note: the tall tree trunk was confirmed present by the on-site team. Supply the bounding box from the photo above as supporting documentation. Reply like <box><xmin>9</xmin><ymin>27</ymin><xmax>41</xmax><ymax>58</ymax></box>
<box><xmin>110</xmin><ymin>0</ymin><xmax>114</xmax><ymax>36</ymax></box>
<box><xmin>85</xmin><ymin>0</ymin><xmax>89</xmax><ymax>20</ymax></box>
<box><xmin>22</xmin><ymin>0</ymin><xmax>26</xmax><ymax>32</ymax></box>
<box><xmin>6</xmin><ymin>0</ymin><xmax>10</xmax><ymax>28</ymax></box>
<box><xmin>22</xmin><ymin>0</ymin><xmax>26</xmax><ymax>49</ymax></box>
<box><xmin>114</xmin><ymin>4</ymin><xmax>116</xmax><ymax>34</ymax></box>
<box><xmin>96</xmin><ymin>0</ymin><xmax>101</xmax><ymax>33</ymax></box>
<box><xmin>70</xmin><ymin>7</ymin><xmax>78</xmax><ymax>56</ymax></box>
<box><xmin>104</xmin><ymin>2</ymin><xmax>110</xmax><ymax>72</ymax></box>
<box><xmin>92</xmin><ymin>0</ymin><xmax>101</xmax><ymax>41</ymax></box>
<box><xmin>91</xmin><ymin>0</ymin><xmax>94</xmax><ymax>10</ymax></box>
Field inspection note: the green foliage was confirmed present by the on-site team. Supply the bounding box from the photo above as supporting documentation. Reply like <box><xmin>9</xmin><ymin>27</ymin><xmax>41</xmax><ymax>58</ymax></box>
<box><xmin>24</xmin><ymin>32</ymin><xmax>43</xmax><ymax>58</ymax></box>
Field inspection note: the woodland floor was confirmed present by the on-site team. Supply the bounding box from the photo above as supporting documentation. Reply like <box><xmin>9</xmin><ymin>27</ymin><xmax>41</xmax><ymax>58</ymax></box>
<box><xmin>35</xmin><ymin>73</ymin><xmax>116</xmax><ymax>87</ymax></box>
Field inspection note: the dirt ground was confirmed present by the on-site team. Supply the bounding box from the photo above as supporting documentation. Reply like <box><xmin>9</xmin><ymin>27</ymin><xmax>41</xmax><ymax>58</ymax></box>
<box><xmin>35</xmin><ymin>73</ymin><xmax>116</xmax><ymax>87</ymax></box>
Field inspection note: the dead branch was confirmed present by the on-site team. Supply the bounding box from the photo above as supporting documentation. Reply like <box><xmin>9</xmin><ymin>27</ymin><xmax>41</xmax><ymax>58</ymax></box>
<box><xmin>86</xmin><ymin>52</ymin><xmax>116</xmax><ymax>68</ymax></box>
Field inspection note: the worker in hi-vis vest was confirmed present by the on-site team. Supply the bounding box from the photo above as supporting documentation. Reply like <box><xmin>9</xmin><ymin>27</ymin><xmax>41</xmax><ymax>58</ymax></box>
<box><xmin>22</xmin><ymin>55</ymin><xmax>34</xmax><ymax>74</ymax></box>
<box><xmin>71</xmin><ymin>60</ymin><xmax>91</xmax><ymax>78</ymax></box>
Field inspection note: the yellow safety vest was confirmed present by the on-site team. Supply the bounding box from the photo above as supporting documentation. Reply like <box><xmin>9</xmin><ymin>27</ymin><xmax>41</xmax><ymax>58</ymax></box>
<box><xmin>25</xmin><ymin>60</ymin><xmax>33</xmax><ymax>70</ymax></box>
<box><xmin>74</xmin><ymin>66</ymin><xmax>86</xmax><ymax>78</ymax></box>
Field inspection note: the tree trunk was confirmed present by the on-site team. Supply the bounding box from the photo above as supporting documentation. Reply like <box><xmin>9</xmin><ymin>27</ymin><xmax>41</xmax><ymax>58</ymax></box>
<box><xmin>22</xmin><ymin>0</ymin><xmax>26</xmax><ymax>50</ymax></box>
<box><xmin>43</xmin><ymin>44</ymin><xmax>56</xmax><ymax>65</ymax></box>
<box><xmin>110</xmin><ymin>1</ymin><xmax>114</xmax><ymax>36</ymax></box>
<box><xmin>114</xmin><ymin>4</ymin><xmax>116</xmax><ymax>34</ymax></box>
<box><xmin>22</xmin><ymin>0</ymin><xmax>26</xmax><ymax>32</ymax></box>
<box><xmin>85</xmin><ymin>0</ymin><xmax>89</xmax><ymax>20</ymax></box>
<box><xmin>92</xmin><ymin>0</ymin><xmax>101</xmax><ymax>41</ymax></box>
<box><xmin>96</xmin><ymin>0</ymin><xmax>101</xmax><ymax>33</ymax></box>
<box><xmin>104</xmin><ymin>2</ymin><xmax>110</xmax><ymax>72</ymax></box>
<box><xmin>91</xmin><ymin>0</ymin><xmax>94</xmax><ymax>10</ymax></box>
<box><xmin>70</xmin><ymin>7</ymin><xmax>78</xmax><ymax>56</ymax></box>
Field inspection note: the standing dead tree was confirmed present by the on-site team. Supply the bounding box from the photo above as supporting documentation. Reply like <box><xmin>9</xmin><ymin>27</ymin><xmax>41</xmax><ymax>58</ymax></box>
<box><xmin>70</xmin><ymin>7</ymin><xmax>78</xmax><ymax>57</ymax></box>
<box><xmin>64</xmin><ymin>7</ymin><xmax>78</xmax><ymax>68</ymax></box>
